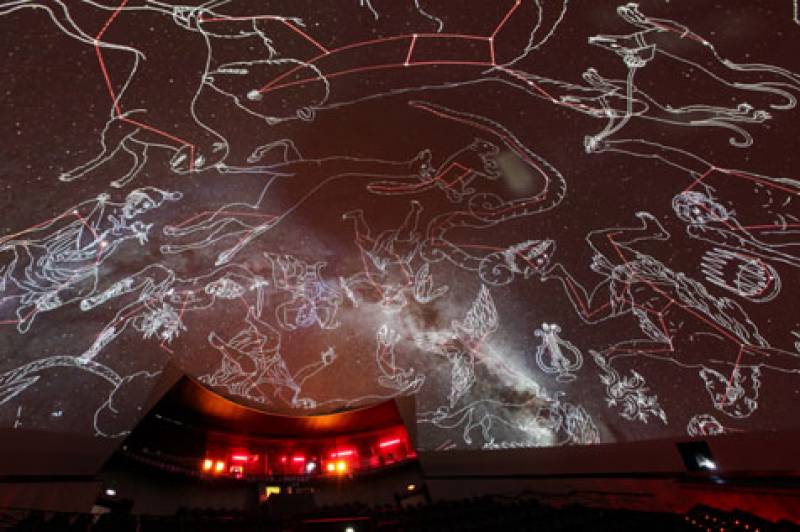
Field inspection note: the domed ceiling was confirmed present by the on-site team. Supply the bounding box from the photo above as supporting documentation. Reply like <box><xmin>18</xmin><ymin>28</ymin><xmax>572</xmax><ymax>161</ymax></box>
<box><xmin>2</xmin><ymin>0</ymin><xmax>800</xmax><ymax>451</ymax></box>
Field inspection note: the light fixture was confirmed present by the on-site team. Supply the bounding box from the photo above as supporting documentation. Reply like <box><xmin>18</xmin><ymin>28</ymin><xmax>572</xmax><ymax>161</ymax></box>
<box><xmin>379</xmin><ymin>438</ymin><xmax>401</xmax><ymax>449</ymax></box>
<box><xmin>344</xmin><ymin>527</ymin><xmax>355</xmax><ymax>532</ymax></box>
<box><xmin>676</xmin><ymin>441</ymin><xmax>718</xmax><ymax>473</ymax></box>
<box><xmin>406</xmin><ymin>484</ymin><xmax>416</xmax><ymax>492</ymax></box>
<box><xmin>331</xmin><ymin>449</ymin><xmax>355</xmax><ymax>458</ymax></box>
<box><xmin>306</xmin><ymin>462</ymin><xmax>317</xmax><ymax>473</ymax></box>
<box><xmin>336</xmin><ymin>460</ymin><xmax>347</xmax><ymax>473</ymax></box>
<box><xmin>104</xmin><ymin>488</ymin><xmax>117</xmax><ymax>497</ymax></box>
<box><xmin>698</xmin><ymin>457</ymin><xmax>717</xmax><ymax>471</ymax></box>
<box><xmin>202</xmin><ymin>459</ymin><xmax>213</xmax><ymax>471</ymax></box>
<box><xmin>215</xmin><ymin>460</ymin><xmax>226</xmax><ymax>473</ymax></box>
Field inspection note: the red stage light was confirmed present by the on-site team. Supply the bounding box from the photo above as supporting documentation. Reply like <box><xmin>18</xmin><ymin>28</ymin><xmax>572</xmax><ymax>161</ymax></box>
<box><xmin>379</xmin><ymin>438</ymin><xmax>401</xmax><ymax>448</ymax></box>
<box><xmin>231</xmin><ymin>454</ymin><xmax>249</xmax><ymax>462</ymax></box>
<box><xmin>292</xmin><ymin>455</ymin><xmax>306</xmax><ymax>463</ymax></box>
<box><xmin>331</xmin><ymin>449</ymin><xmax>355</xmax><ymax>458</ymax></box>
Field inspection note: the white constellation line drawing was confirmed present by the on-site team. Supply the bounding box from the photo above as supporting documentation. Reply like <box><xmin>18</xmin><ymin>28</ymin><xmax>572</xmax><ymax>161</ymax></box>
<box><xmin>418</xmin><ymin>395</ymin><xmax>599</xmax><ymax>448</ymax></box>
<box><xmin>414</xmin><ymin>284</ymin><xmax>499</xmax><ymax>408</ymax></box>
<box><xmin>0</xmin><ymin>188</ymin><xmax>181</xmax><ymax>333</ymax></box>
<box><xmin>534</xmin><ymin>323</ymin><xmax>583</xmax><ymax>383</ymax></box>
<box><xmin>202</xmin><ymin>306</ymin><xmax>333</xmax><ymax>409</ymax></box>
<box><xmin>541</xmin><ymin>212</ymin><xmax>800</xmax><ymax>414</ymax></box>
<box><xmin>0</xmin><ymin>355</ymin><xmax>161</xmax><ymax>438</ymax></box>
<box><xmin>592</xmin><ymin>351</ymin><xmax>667</xmax><ymax>425</ymax></box>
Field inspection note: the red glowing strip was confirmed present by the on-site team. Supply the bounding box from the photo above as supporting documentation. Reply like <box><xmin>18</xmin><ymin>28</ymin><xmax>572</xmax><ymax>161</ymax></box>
<box><xmin>292</xmin><ymin>456</ymin><xmax>306</xmax><ymax>463</ymax></box>
<box><xmin>379</xmin><ymin>439</ymin><xmax>402</xmax><ymax>449</ymax></box>
<box><xmin>231</xmin><ymin>454</ymin><xmax>250</xmax><ymax>462</ymax></box>
<box><xmin>331</xmin><ymin>450</ymin><xmax>355</xmax><ymax>458</ymax></box>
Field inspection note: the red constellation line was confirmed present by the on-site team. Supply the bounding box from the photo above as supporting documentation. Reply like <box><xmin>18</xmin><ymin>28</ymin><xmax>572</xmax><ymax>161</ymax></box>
<box><xmin>237</xmin><ymin>1</ymin><xmax>524</xmax><ymax>95</ymax></box>
<box><xmin>606</xmin><ymin>233</ymin><xmax>773</xmax><ymax>411</ymax></box>
<box><xmin>96</xmin><ymin>0</ymin><xmax>196</xmax><ymax>172</ymax></box>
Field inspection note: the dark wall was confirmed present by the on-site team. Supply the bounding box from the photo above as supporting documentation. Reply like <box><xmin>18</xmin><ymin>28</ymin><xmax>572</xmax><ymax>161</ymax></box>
<box><xmin>420</xmin><ymin>429</ymin><xmax>800</xmax><ymax>524</ymax></box>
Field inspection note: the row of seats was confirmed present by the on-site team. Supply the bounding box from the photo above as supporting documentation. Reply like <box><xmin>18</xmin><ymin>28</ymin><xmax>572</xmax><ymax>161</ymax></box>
<box><xmin>5</xmin><ymin>497</ymin><xmax>796</xmax><ymax>531</ymax></box>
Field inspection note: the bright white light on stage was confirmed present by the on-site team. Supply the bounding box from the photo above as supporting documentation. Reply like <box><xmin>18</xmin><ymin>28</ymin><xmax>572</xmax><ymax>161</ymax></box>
<box><xmin>306</xmin><ymin>462</ymin><xmax>317</xmax><ymax>473</ymax></box>
<box><xmin>105</xmin><ymin>489</ymin><xmax>116</xmax><ymax>497</ymax></box>
<box><xmin>698</xmin><ymin>457</ymin><xmax>717</xmax><ymax>471</ymax></box>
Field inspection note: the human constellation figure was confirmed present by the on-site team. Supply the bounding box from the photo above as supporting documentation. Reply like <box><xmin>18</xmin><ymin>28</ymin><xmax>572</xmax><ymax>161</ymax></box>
<box><xmin>204</xmin><ymin>306</ymin><xmax>330</xmax><ymax>409</ymax></box>
<box><xmin>672</xmin><ymin>190</ymin><xmax>800</xmax><ymax>270</ymax></box>
<box><xmin>263</xmin><ymin>252</ymin><xmax>344</xmax><ymax>330</ymax></box>
<box><xmin>342</xmin><ymin>200</ymin><xmax>427</xmax><ymax>312</ymax></box>
<box><xmin>542</xmin><ymin>212</ymin><xmax>800</xmax><ymax>416</ymax></box>
<box><xmin>77</xmin><ymin>262</ymin><xmax>270</xmax><ymax>363</ymax></box>
<box><xmin>0</xmin><ymin>188</ymin><xmax>181</xmax><ymax>333</ymax></box>
<box><xmin>374</xmin><ymin>325</ymin><xmax>424</xmax><ymax>393</ymax></box>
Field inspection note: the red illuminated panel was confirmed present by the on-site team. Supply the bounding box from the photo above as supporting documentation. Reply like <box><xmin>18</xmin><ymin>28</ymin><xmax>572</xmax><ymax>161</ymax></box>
<box><xmin>330</xmin><ymin>449</ymin><xmax>356</xmax><ymax>458</ymax></box>
<box><xmin>378</xmin><ymin>438</ymin><xmax>402</xmax><ymax>449</ymax></box>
